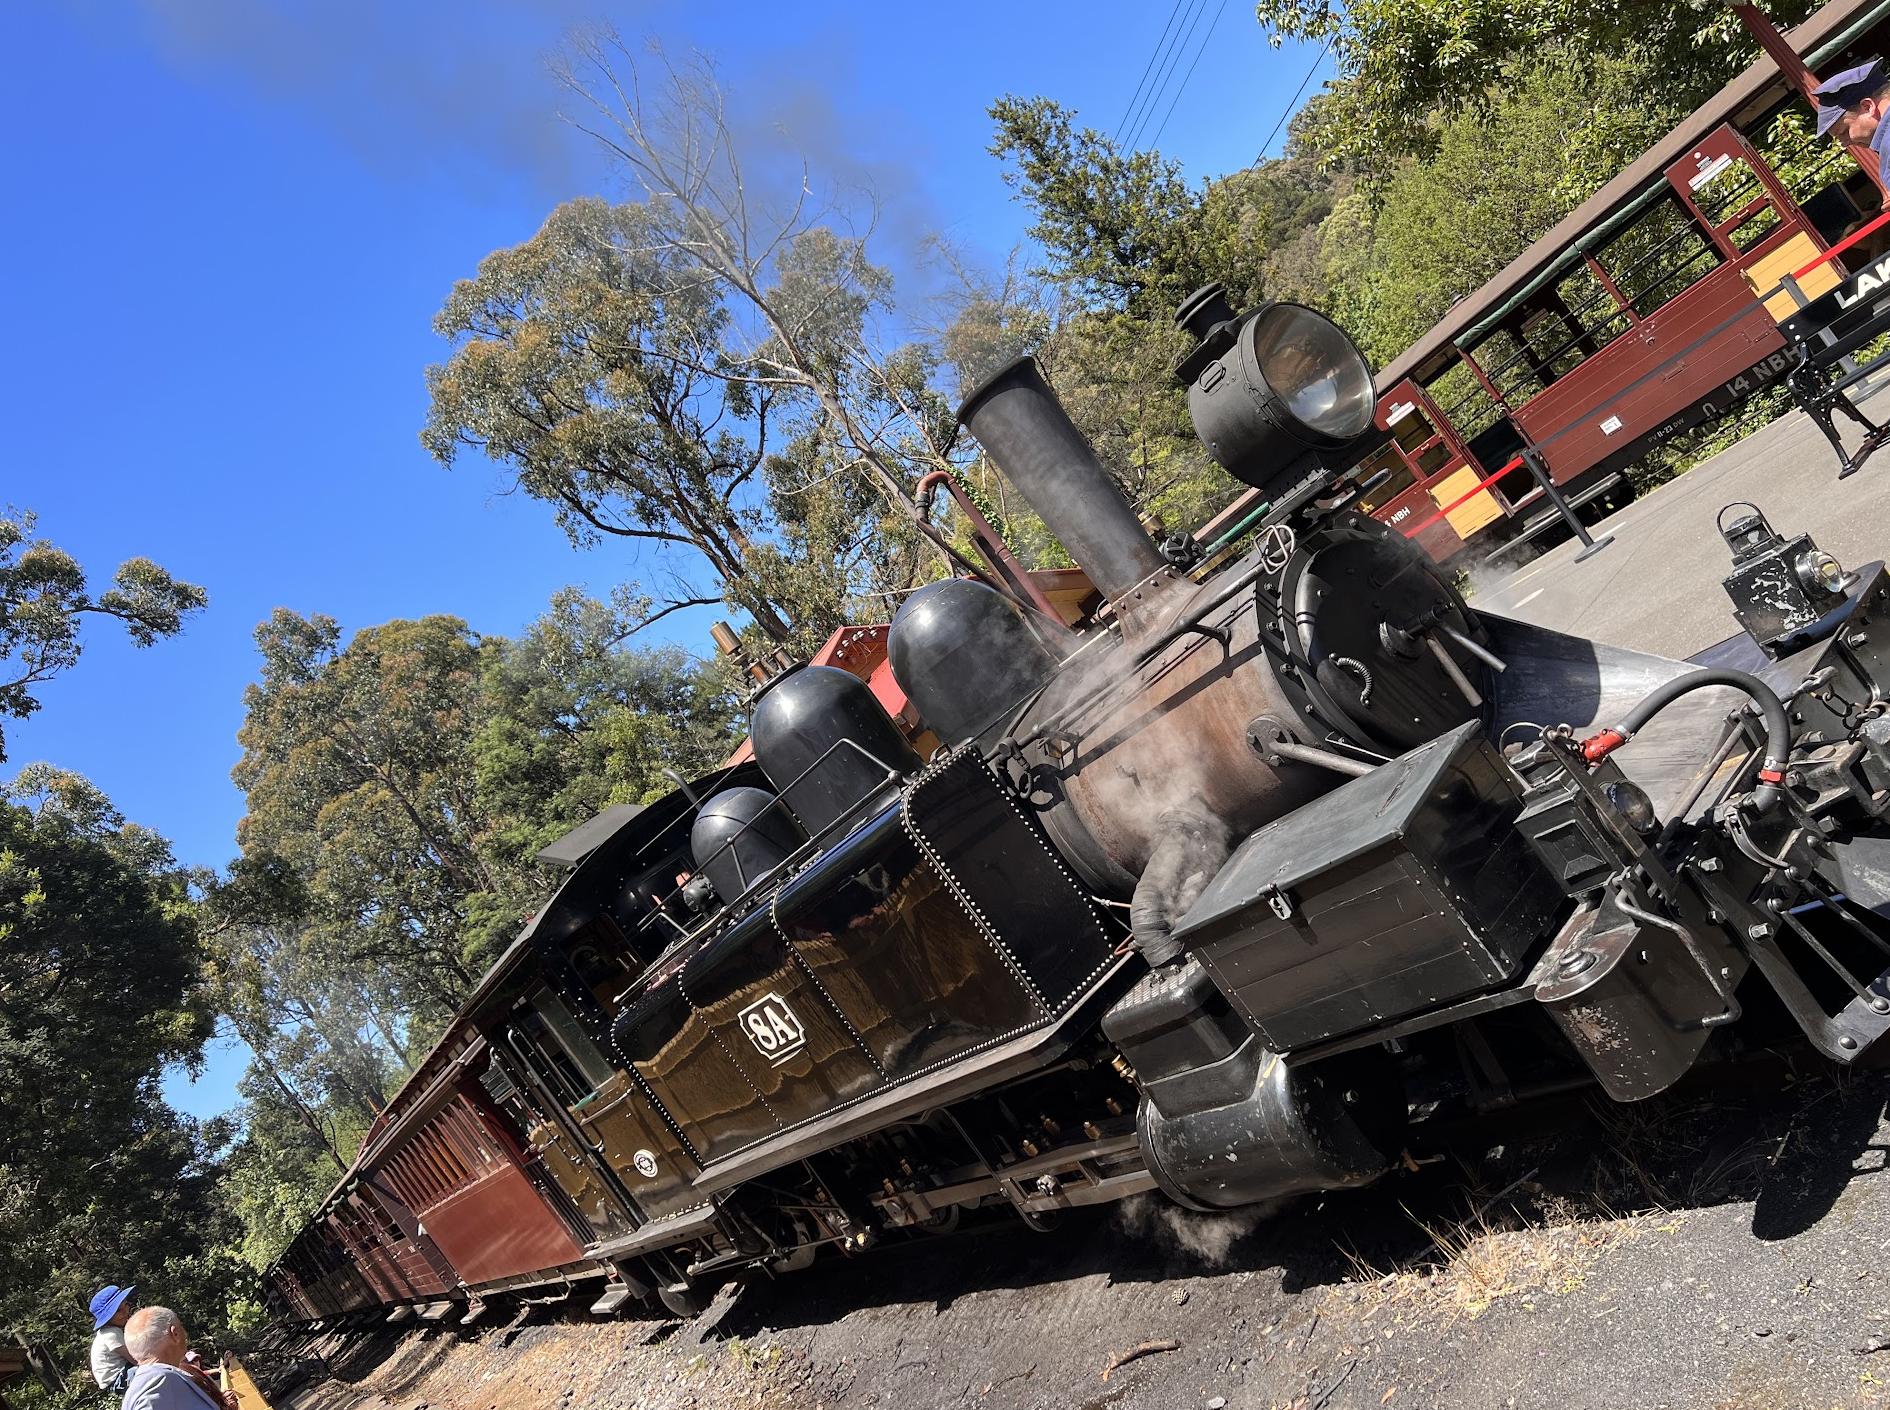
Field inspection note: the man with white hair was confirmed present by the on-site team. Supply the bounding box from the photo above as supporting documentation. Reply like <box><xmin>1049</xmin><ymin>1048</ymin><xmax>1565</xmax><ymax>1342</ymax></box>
<box><xmin>119</xmin><ymin>1308</ymin><xmax>235</xmax><ymax>1410</ymax></box>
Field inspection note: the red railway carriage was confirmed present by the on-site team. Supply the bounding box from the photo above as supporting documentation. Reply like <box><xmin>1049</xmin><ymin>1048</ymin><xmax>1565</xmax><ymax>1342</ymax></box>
<box><xmin>1342</xmin><ymin>0</ymin><xmax>1890</xmax><ymax>562</ymax></box>
<box><xmin>369</xmin><ymin>1089</ymin><xmax>585</xmax><ymax>1289</ymax></box>
<box><xmin>265</xmin><ymin>953</ymin><xmax>645</xmax><ymax>1322</ymax></box>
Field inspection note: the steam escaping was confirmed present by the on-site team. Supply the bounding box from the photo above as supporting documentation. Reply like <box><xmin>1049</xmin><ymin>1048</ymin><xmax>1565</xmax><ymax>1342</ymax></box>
<box><xmin>1047</xmin><ymin>628</ymin><xmax>1241</xmax><ymax>863</ymax></box>
<box><xmin>131</xmin><ymin>0</ymin><xmax>592</xmax><ymax>195</ymax></box>
<box><xmin>1130</xmin><ymin>809</ymin><xmax>1231</xmax><ymax>964</ymax></box>
<box><xmin>125</xmin><ymin>0</ymin><xmax>945</xmax><ymax>258</ymax></box>
<box><xmin>1459</xmin><ymin>558</ymin><xmax>1521</xmax><ymax>607</ymax></box>
<box><xmin>1114</xmin><ymin>1193</ymin><xmax>1277</xmax><ymax>1269</ymax></box>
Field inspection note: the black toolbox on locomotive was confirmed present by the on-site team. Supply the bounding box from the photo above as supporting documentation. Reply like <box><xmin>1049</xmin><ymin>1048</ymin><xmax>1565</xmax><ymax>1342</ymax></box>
<box><xmin>1172</xmin><ymin>722</ymin><xmax>1565</xmax><ymax>1051</ymax></box>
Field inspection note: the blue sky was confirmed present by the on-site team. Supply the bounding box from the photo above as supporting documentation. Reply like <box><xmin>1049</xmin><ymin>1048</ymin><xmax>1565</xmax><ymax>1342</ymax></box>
<box><xmin>3</xmin><ymin>0</ymin><xmax>1331</xmax><ymax>1118</ymax></box>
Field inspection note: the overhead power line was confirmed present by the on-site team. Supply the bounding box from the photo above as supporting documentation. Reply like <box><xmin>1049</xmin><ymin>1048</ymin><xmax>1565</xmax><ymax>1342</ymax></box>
<box><xmin>1146</xmin><ymin>0</ymin><xmax>1232</xmax><ymax>153</ymax></box>
<box><xmin>1125</xmin><ymin>0</ymin><xmax>1211</xmax><ymax>153</ymax></box>
<box><xmin>1112</xmin><ymin>0</ymin><xmax>1190</xmax><ymax>148</ymax></box>
<box><xmin>1255</xmin><ymin>35</ymin><xmax>1335</xmax><ymax>162</ymax></box>
<box><xmin>1120</xmin><ymin>0</ymin><xmax>1203</xmax><ymax>153</ymax></box>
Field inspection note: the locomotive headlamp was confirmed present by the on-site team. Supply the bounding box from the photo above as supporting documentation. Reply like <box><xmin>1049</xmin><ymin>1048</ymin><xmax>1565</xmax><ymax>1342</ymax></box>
<box><xmin>1175</xmin><ymin>283</ymin><xmax>1378</xmax><ymax>498</ymax></box>
<box><xmin>1800</xmin><ymin>548</ymin><xmax>1847</xmax><ymax>596</ymax></box>
<box><xmin>1718</xmin><ymin>501</ymin><xmax>1853</xmax><ymax>657</ymax></box>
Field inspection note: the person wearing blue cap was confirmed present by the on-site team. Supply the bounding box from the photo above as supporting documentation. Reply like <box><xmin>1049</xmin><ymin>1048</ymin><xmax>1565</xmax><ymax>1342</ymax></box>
<box><xmin>1814</xmin><ymin>57</ymin><xmax>1890</xmax><ymax>185</ymax></box>
<box><xmin>88</xmin><ymin>1283</ymin><xmax>138</xmax><ymax>1397</ymax></box>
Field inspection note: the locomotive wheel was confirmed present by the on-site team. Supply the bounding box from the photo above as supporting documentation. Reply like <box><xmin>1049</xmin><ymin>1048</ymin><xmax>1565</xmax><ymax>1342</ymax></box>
<box><xmin>1016</xmin><ymin>1205</ymin><xmax>1061</xmax><ymax>1234</ymax></box>
<box><xmin>658</xmin><ymin>1282</ymin><xmax>711</xmax><ymax>1319</ymax></box>
<box><xmin>920</xmin><ymin>1205</ymin><xmax>962</xmax><ymax>1235</ymax></box>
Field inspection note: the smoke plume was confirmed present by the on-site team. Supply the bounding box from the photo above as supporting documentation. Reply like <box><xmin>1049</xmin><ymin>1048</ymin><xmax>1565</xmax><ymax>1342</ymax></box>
<box><xmin>1114</xmin><ymin>1193</ymin><xmax>1275</xmax><ymax>1269</ymax></box>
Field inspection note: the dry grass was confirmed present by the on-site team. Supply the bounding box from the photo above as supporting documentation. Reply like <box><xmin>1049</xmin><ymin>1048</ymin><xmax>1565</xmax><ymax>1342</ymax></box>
<box><xmin>1335</xmin><ymin>1188</ymin><xmax>1643</xmax><ymax>1324</ymax></box>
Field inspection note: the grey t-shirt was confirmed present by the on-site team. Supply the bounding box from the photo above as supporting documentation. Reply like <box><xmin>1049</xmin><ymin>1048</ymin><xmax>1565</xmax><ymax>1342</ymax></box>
<box><xmin>90</xmin><ymin>1327</ymin><xmax>133</xmax><ymax>1392</ymax></box>
<box><xmin>119</xmin><ymin>1364</ymin><xmax>223</xmax><ymax>1410</ymax></box>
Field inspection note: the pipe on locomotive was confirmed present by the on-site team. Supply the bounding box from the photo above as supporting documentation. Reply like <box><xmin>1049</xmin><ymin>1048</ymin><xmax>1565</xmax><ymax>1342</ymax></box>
<box><xmin>1581</xmin><ymin>666</ymin><xmax>1791</xmax><ymax>813</ymax></box>
<box><xmin>956</xmin><ymin>357</ymin><xmax>1170</xmax><ymax>607</ymax></box>
<box><xmin>950</xmin><ymin>355</ymin><xmax>1254</xmax><ymax>966</ymax></box>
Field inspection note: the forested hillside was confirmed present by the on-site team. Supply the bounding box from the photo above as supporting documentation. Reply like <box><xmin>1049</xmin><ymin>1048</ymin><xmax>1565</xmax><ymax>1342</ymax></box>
<box><xmin>2</xmin><ymin>1</ymin><xmax>1833</xmax><ymax>1396</ymax></box>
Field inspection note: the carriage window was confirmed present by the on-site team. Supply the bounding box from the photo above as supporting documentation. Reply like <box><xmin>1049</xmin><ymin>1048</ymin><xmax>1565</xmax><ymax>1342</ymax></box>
<box><xmin>1554</xmin><ymin>260</ymin><xmax>1631</xmax><ymax>353</ymax></box>
<box><xmin>1596</xmin><ymin>192</ymin><xmax>1722</xmax><ymax>317</ymax></box>
<box><xmin>1424</xmin><ymin>358</ymin><xmax>1507</xmax><ymax>440</ymax></box>
<box><xmin>516</xmin><ymin>990</ymin><xmax>616</xmax><ymax>1105</ymax></box>
<box><xmin>1387</xmin><ymin>403</ymin><xmax>1436</xmax><ymax>455</ymax></box>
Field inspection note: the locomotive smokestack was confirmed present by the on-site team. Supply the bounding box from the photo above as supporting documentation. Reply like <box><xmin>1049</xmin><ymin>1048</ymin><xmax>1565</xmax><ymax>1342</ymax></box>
<box><xmin>957</xmin><ymin>357</ymin><xmax>1166</xmax><ymax>604</ymax></box>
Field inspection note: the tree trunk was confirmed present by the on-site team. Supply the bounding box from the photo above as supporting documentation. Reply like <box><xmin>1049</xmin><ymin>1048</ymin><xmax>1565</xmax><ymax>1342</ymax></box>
<box><xmin>252</xmin><ymin>1047</ymin><xmax>348</xmax><ymax>1174</ymax></box>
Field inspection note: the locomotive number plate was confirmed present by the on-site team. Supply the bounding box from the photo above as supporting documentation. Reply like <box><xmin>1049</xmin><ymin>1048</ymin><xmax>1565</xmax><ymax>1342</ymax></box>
<box><xmin>739</xmin><ymin>992</ymin><xmax>807</xmax><ymax>1067</ymax></box>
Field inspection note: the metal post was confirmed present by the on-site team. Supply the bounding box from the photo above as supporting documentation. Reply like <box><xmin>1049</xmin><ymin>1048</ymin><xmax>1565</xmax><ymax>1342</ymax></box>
<box><xmin>1522</xmin><ymin>448</ymin><xmax>1614</xmax><ymax>562</ymax></box>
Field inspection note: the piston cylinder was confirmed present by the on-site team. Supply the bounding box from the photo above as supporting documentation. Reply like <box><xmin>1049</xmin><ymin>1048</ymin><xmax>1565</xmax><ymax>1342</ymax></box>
<box><xmin>1136</xmin><ymin>1040</ymin><xmax>1401</xmax><ymax>1211</ymax></box>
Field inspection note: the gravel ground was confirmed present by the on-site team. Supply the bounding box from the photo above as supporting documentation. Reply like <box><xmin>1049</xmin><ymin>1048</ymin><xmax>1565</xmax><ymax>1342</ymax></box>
<box><xmin>261</xmin><ymin>1061</ymin><xmax>1890</xmax><ymax>1410</ymax></box>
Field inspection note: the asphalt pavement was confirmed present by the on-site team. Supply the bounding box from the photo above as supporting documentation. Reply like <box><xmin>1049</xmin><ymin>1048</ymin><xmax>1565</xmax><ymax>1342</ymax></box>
<box><xmin>1474</xmin><ymin>382</ymin><xmax>1890</xmax><ymax>661</ymax></box>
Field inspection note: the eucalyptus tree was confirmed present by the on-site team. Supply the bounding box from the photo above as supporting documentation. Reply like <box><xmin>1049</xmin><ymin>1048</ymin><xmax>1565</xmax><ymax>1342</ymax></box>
<box><xmin>550</xmin><ymin>36</ymin><xmax>983</xmax><ymax>581</ymax></box>
<box><xmin>0</xmin><ymin>507</ymin><xmax>205</xmax><ymax>761</ymax></box>
<box><xmin>0</xmin><ymin>766</ymin><xmax>243</xmax><ymax>1366</ymax></box>
<box><xmin>424</xmin><ymin>197</ymin><xmax>804</xmax><ymax>641</ymax></box>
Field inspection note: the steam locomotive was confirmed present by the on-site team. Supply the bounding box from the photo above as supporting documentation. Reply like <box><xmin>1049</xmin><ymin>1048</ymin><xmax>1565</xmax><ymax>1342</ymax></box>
<box><xmin>266</xmin><ymin>286</ymin><xmax>1890</xmax><ymax>1327</ymax></box>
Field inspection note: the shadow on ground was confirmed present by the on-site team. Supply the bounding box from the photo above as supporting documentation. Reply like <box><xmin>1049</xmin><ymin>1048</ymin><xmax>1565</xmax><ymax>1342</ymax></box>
<box><xmin>708</xmin><ymin>1058</ymin><xmax>1890</xmax><ymax>1343</ymax></box>
<box><xmin>254</xmin><ymin>1059</ymin><xmax>1890</xmax><ymax>1408</ymax></box>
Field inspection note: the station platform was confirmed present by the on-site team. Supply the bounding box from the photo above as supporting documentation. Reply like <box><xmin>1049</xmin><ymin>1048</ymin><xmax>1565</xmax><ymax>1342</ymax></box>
<box><xmin>1475</xmin><ymin>379</ymin><xmax>1890</xmax><ymax>659</ymax></box>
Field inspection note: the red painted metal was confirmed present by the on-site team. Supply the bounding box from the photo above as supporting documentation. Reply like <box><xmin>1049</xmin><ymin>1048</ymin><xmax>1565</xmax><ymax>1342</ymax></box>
<box><xmin>1367</xmin><ymin>118</ymin><xmax>1839</xmax><ymax>560</ymax></box>
<box><xmin>1793</xmin><ymin>207</ymin><xmax>1890</xmax><ymax>279</ymax></box>
<box><xmin>1511</xmin><ymin>261</ymin><xmax>1786</xmax><ymax>481</ymax></box>
<box><xmin>388</xmin><ymin>1093</ymin><xmax>585</xmax><ymax>1288</ymax></box>
<box><xmin>419</xmin><ymin>1166</ymin><xmax>585</xmax><ymax>1285</ymax></box>
<box><xmin>1359</xmin><ymin>377</ymin><xmax>1478</xmax><ymax>555</ymax></box>
<box><xmin>1584</xmin><ymin>254</ymin><xmax>1641</xmax><ymax>326</ymax></box>
<box><xmin>360</xmin><ymin>1179</ymin><xmax>457</xmax><ymax>1298</ymax></box>
<box><xmin>723</xmin><ymin>623</ymin><xmax>918</xmax><ymax>767</ymax></box>
<box><xmin>1503</xmin><ymin>125</ymin><xmax>1820</xmax><ymax>483</ymax></box>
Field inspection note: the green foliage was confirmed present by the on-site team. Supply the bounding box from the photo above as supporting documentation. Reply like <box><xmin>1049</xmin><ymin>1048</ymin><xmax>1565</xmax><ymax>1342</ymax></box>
<box><xmin>422</xmin><ymin>197</ymin><xmax>801</xmax><ymax>640</ymax></box>
<box><xmin>213</xmin><ymin>589</ymin><xmax>747</xmax><ymax>1265</ymax></box>
<box><xmin>1323</xmin><ymin>53</ymin><xmax>1688</xmax><ymax>366</ymax></box>
<box><xmin>472</xmin><ymin>587</ymin><xmax>742</xmax><ymax>861</ymax></box>
<box><xmin>0</xmin><ymin>509</ymin><xmax>206</xmax><ymax>762</ymax></box>
<box><xmin>216</xmin><ymin>1065</ymin><xmax>374</xmax><ymax>1272</ymax></box>
<box><xmin>741</xmin><ymin>429</ymin><xmax>933</xmax><ymax>657</ymax></box>
<box><xmin>422</xmin><ymin>194</ymin><xmax>961</xmax><ymax>645</ymax></box>
<box><xmin>233</xmin><ymin>611</ymin><xmax>499</xmax><ymax>1006</ymax></box>
<box><xmin>0</xmin><ymin>771</ymin><xmax>248</xmax><ymax>1379</ymax></box>
<box><xmin>988</xmin><ymin>95</ymin><xmax>1209</xmax><ymax>319</ymax></box>
<box><xmin>1253</xmin><ymin>0</ymin><xmax>1817</xmax><ymax>167</ymax></box>
<box><xmin>978</xmin><ymin>97</ymin><xmax>1346</xmax><ymax>537</ymax></box>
